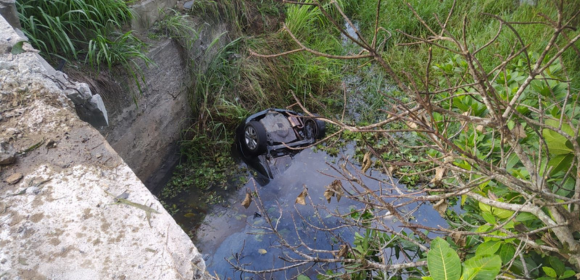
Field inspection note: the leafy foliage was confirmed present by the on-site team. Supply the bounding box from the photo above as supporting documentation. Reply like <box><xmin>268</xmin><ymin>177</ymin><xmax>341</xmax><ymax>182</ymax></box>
<box><xmin>225</xmin><ymin>0</ymin><xmax>580</xmax><ymax>279</ymax></box>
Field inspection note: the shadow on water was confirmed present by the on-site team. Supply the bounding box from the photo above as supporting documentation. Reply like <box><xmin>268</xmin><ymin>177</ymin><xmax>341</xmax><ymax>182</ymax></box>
<box><xmin>192</xmin><ymin>144</ymin><xmax>448</xmax><ymax>279</ymax></box>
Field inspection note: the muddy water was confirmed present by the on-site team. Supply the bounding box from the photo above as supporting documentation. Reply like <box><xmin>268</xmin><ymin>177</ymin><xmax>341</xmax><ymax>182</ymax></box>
<box><xmin>192</xmin><ymin>145</ymin><xmax>447</xmax><ymax>279</ymax></box>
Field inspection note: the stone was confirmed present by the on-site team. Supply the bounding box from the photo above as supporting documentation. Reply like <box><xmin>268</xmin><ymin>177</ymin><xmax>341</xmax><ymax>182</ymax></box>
<box><xmin>0</xmin><ymin>15</ymin><xmax>25</xmax><ymax>54</ymax></box>
<box><xmin>0</xmin><ymin>141</ymin><xmax>16</xmax><ymax>165</ymax></box>
<box><xmin>0</xmin><ymin>0</ymin><xmax>21</xmax><ymax>30</ymax></box>
<box><xmin>66</xmin><ymin>87</ymin><xmax>109</xmax><ymax>128</ymax></box>
<box><xmin>0</xmin><ymin>13</ymin><xmax>207</xmax><ymax>279</ymax></box>
<box><xmin>5</xmin><ymin>172</ymin><xmax>22</xmax><ymax>184</ymax></box>
<box><xmin>184</xmin><ymin>0</ymin><xmax>194</xmax><ymax>9</ymax></box>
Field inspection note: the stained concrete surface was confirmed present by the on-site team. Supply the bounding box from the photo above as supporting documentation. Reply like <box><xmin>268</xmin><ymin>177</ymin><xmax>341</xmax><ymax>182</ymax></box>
<box><xmin>0</xmin><ymin>14</ymin><xmax>208</xmax><ymax>280</ymax></box>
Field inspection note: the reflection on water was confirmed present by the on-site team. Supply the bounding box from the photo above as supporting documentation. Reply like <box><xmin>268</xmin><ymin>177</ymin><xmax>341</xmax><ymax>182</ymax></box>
<box><xmin>194</xmin><ymin>146</ymin><xmax>447</xmax><ymax>279</ymax></box>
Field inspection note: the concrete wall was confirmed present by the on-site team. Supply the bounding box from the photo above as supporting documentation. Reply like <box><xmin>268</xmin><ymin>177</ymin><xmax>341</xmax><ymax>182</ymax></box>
<box><xmin>97</xmin><ymin>16</ymin><xmax>231</xmax><ymax>190</ymax></box>
<box><xmin>0</xmin><ymin>13</ymin><xmax>209</xmax><ymax>280</ymax></box>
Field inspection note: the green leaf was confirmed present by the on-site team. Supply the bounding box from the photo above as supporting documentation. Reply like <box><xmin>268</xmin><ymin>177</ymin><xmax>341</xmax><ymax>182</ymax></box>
<box><xmin>561</xmin><ymin>270</ymin><xmax>576</xmax><ymax>279</ymax></box>
<box><xmin>297</xmin><ymin>275</ymin><xmax>310</xmax><ymax>280</ymax></box>
<box><xmin>492</xmin><ymin>208</ymin><xmax>514</xmax><ymax>219</ymax></box>
<box><xmin>542</xmin><ymin>267</ymin><xmax>557</xmax><ymax>278</ymax></box>
<box><xmin>506</xmin><ymin>153</ymin><xmax>521</xmax><ymax>170</ymax></box>
<box><xmin>427</xmin><ymin>237</ymin><xmax>461</xmax><ymax>280</ymax></box>
<box><xmin>498</xmin><ymin>244</ymin><xmax>515</xmax><ymax>264</ymax></box>
<box><xmin>478</xmin><ymin>202</ymin><xmax>491</xmax><ymax>213</ymax></box>
<box><xmin>546</xmin><ymin>119</ymin><xmax>575</xmax><ymax>136</ymax></box>
<box><xmin>543</xmin><ymin>120</ymin><xmax>576</xmax><ymax>156</ymax></box>
<box><xmin>11</xmin><ymin>41</ymin><xmax>26</xmax><ymax>55</ymax></box>
<box><xmin>463</xmin><ymin>255</ymin><xmax>502</xmax><ymax>280</ymax></box>
<box><xmin>547</xmin><ymin>154</ymin><xmax>573</xmax><ymax>175</ymax></box>
<box><xmin>516</xmin><ymin>212</ymin><xmax>536</xmax><ymax>222</ymax></box>
<box><xmin>548</xmin><ymin>256</ymin><xmax>565</xmax><ymax>275</ymax></box>
<box><xmin>482</xmin><ymin>212</ymin><xmax>496</xmax><ymax>224</ymax></box>
<box><xmin>475</xmin><ymin>241</ymin><xmax>501</xmax><ymax>257</ymax></box>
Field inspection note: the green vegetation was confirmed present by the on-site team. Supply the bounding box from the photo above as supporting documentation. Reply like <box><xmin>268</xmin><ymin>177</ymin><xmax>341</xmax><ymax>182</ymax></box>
<box><xmin>348</xmin><ymin>0</ymin><xmax>580</xmax><ymax>87</ymax></box>
<box><xmin>158</xmin><ymin>0</ymin><xmax>355</xmax><ymax>209</ymax></box>
<box><xmin>16</xmin><ymin>0</ymin><xmax>151</xmax><ymax>91</ymax></box>
<box><xmin>154</xmin><ymin>9</ymin><xmax>199</xmax><ymax>50</ymax></box>
<box><xmin>217</xmin><ymin>0</ymin><xmax>580</xmax><ymax>279</ymax></box>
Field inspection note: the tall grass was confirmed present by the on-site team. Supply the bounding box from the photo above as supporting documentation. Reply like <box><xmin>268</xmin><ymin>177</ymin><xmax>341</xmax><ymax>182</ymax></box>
<box><xmin>155</xmin><ymin>9</ymin><xmax>199</xmax><ymax>50</ymax></box>
<box><xmin>348</xmin><ymin>0</ymin><xmax>580</xmax><ymax>88</ymax></box>
<box><xmin>17</xmin><ymin>0</ymin><xmax>131</xmax><ymax>59</ymax></box>
<box><xmin>17</xmin><ymin>0</ymin><xmax>152</xmax><ymax>93</ymax></box>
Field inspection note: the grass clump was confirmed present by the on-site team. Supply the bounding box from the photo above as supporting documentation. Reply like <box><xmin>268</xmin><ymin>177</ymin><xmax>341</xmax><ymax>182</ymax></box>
<box><xmin>17</xmin><ymin>0</ymin><xmax>132</xmax><ymax>59</ymax></box>
<box><xmin>17</xmin><ymin>0</ymin><xmax>152</xmax><ymax>92</ymax></box>
<box><xmin>153</xmin><ymin>9</ymin><xmax>199</xmax><ymax>50</ymax></box>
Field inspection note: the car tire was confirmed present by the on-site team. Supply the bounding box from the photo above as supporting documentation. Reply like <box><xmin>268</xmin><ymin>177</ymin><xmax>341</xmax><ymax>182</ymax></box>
<box><xmin>312</xmin><ymin>114</ymin><xmax>326</xmax><ymax>139</ymax></box>
<box><xmin>302</xmin><ymin>114</ymin><xmax>326</xmax><ymax>140</ymax></box>
<box><xmin>243</xmin><ymin>121</ymin><xmax>267</xmax><ymax>156</ymax></box>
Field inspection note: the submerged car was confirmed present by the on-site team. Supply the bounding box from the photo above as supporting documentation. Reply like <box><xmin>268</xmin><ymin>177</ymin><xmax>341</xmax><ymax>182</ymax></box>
<box><xmin>235</xmin><ymin>108</ymin><xmax>326</xmax><ymax>180</ymax></box>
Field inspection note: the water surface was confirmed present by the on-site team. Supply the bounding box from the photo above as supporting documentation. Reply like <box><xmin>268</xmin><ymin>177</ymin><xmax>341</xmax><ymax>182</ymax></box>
<box><xmin>194</xmin><ymin>146</ymin><xmax>447</xmax><ymax>279</ymax></box>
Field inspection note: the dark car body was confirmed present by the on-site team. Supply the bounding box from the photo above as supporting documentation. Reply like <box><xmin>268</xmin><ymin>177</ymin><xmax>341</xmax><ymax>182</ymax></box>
<box><xmin>235</xmin><ymin>108</ymin><xmax>325</xmax><ymax>180</ymax></box>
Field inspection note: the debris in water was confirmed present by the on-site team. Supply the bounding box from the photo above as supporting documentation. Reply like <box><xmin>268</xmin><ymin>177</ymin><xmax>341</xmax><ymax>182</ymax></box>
<box><xmin>295</xmin><ymin>185</ymin><xmax>308</xmax><ymax>205</ymax></box>
<box><xmin>323</xmin><ymin>180</ymin><xmax>344</xmax><ymax>203</ymax></box>
<box><xmin>362</xmin><ymin>151</ymin><xmax>372</xmax><ymax>173</ymax></box>
<box><xmin>241</xmin><ymin>191</ymin><xmax>252</xmax><ymax>209</ymax></box>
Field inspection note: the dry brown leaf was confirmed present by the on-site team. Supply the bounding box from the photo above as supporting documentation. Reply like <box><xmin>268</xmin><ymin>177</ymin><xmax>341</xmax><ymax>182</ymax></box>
<box><xmin>511</xmin><ymin>124</ymin><xmax>527</xmax><ymax>138</ymax></box>
<box><xmin>324</xmin><ymin>180</ymin><xmax>344</xmax><ymax>203</ymax></box>
<box><xmin>406</xmin><ymin>121</ymin><xmax>418</xmax><ymax>129</ymax></box>
<box><xmin>460</xmin><ymin>111</ymin><xmax>470</xmax><ymax>132</ymax></box>
<box><xmin>337</xmin><ymin>244</ymin><xmax>348</xmax><ymax>258</ymax></box>
<box><xmin>387</xmin><ymin>165</ymin><xmax>396</xmax><ymax>174</ymax></box>
<box><xmin>451</xmin><ymin>232</ymin><xmax>466</xmax><ymax>247</ymax></box>
<box><xmin>333</xmin><ymin>180</ymin><xmax>344</xmax><ymax>202</ymax></box>
<box><xmin>295</xmin><ymin>187</ymin><xmax>308</xmax><ymax>205</ymax></box>
<box><xmin>323</xmin><ymin>189</ymin><xmax>333</xmax><ymax>203</ymax></box>
<box><xmin>430</xmin><ymin>167</ymin><xmax>446</xmax><ymax>185</ymax></box>
<box><xmin>487</xmin><ymin>190</ymin><xmax>498</xmax><ymax>201</ymax></box>
<box><xmin>433</xmin><ymin>199</ymin><xmax>448</xmax><ymax>217</ymax></box>
<box><xmin>444</xmin><ymin>155</ymin><xmax>454</xmax><ymax>164</ymax></box>
<box><xmin>475</xmin><ymin>125</ymin><xmax>485</xmax><ymax>133</ymax></box>
<box><xmin>362</xmin><ymin>152</ymin><xmax>372</xmax><ymax>173</ymax></box>
<box><xmin>258</xmin><ymin>249</ymin><xmax>267</xmax><ymax>255</ymax></box>
<box><xmin>241</xmin><ymin>192</ymin><xmax>252</xmax><ymax>209</ymax></box>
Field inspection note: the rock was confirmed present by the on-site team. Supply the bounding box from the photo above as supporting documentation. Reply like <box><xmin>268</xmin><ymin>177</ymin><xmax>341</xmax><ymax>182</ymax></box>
<box><xmin>184</xmin><ymin>0</ymin><xmax>194</xmax><ymax>9</ymax></box>
<box><xmin>5</xmin><ymin>172</ymin><xmax>22</xmax><ymax>185</ymax></box>
<box><xmin>0</xmin><ymin>60</ymin><xmax>15</xmax><ymax>70</ymax></box>
<box><xmin>0</xmin><ymin>0</ymin><xmax>21</xmax><ymax>30</ymax></box>
<box><xmin>0</xmin><ymin>141</ymin><xmax>16</xmax><ymax>165</ymax></box>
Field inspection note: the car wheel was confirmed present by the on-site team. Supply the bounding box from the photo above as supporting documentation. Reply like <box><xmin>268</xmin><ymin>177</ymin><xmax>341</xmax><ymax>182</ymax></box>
<box><xmin>303</xmin><ymin>114</ymin><xmax>326</xmax><ymax>140</ymax></box>
<box><xmin>310</xmin><ymin>114</ymin><xmax>326</xmax><ymax>139</ymax></box>
<box><xmin>304</xmin><ymin>120</ymin><xmax>318</xmax><ymax>139</ymax></box>
<box><xmin>243</xmin><ymin>121</ymin><xmax>267</xmax><ymax>156</ymax></box>
<box><xmin>314</xmin><ymin>118</ymin><xmax>326</xmax><ymax>139</ymax></box>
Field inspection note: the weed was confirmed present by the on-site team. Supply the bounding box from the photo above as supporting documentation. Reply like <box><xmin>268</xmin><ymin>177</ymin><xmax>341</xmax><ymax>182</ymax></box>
<box><xmin>17</xmin><ymin>0</ymin><xmax>151</xmax><ymax>94</ymax></box>
<box><xmin>17</xmin><ymin>0</ymin><xmax>132</xmax><ymax>60</ymax></box>
<box><xmin>154</xmin><ymin>9</ymin><xmax>199</xmax><ymax>50</ymax></box>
